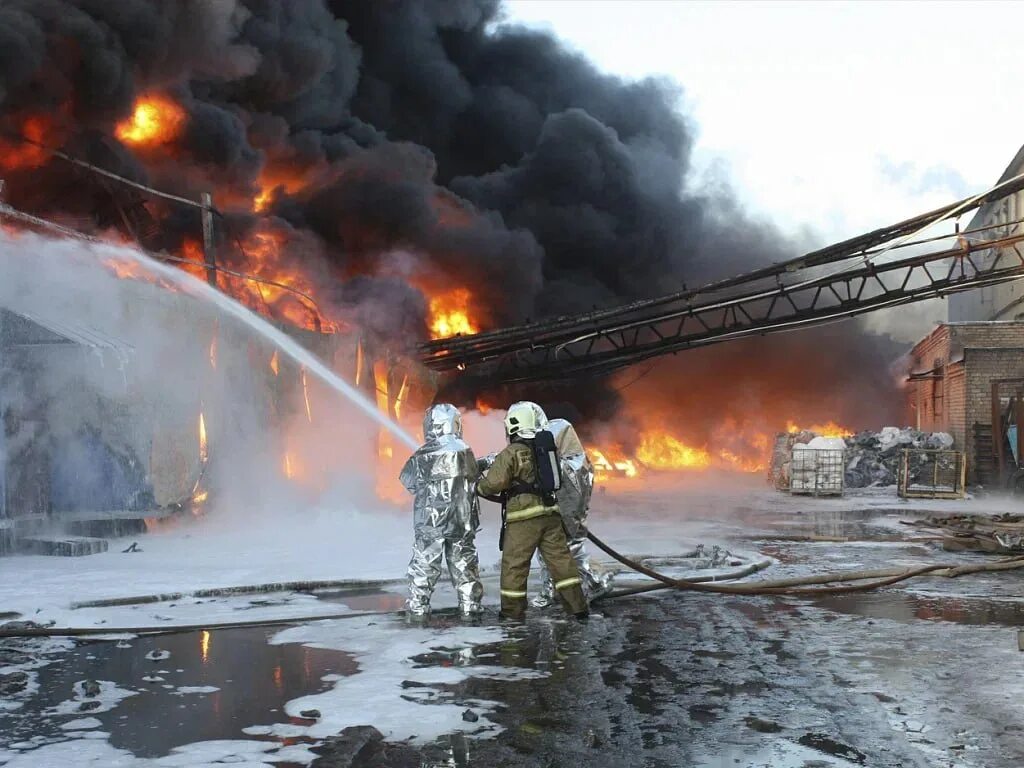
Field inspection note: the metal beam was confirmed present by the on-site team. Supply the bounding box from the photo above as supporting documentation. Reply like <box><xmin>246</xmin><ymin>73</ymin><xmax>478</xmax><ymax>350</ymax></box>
<box><xmin>422</xmin><ymin>232</ymin><xmax>1024</xmax><ymax>383</ymax></box>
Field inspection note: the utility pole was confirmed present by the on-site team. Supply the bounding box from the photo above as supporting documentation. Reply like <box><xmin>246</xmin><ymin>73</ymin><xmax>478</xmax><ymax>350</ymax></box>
<box><xmin>200</xmin><ymin>192</ymin><xmax>217</xmax><ymax>289</ymax></box>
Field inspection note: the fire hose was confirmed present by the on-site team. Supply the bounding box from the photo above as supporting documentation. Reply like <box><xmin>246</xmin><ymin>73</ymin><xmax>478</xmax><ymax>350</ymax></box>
<box><xmin>3</xmin><ymin>530</ymin><xmax>1024</xmax><ymax>638</ymax></box>
<box><xmin>588</xmin><ymin>529</ymin><xmax>1024</xmax><ymax>598</ymax></box>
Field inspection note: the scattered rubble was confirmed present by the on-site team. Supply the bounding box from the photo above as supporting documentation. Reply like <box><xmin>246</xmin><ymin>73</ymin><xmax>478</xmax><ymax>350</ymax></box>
<box><xmin>145</xmin><ymin>650</ymin><xmax>171</xmax><ymax>661</ymax></box>
<box><xmin>0</xmin><ymin>671</ymin><xmax>29</xmax><ymax>696</ymax></box>
<box><xmin>910</xmin><ymin>513</ymin><xmax>1024</xmax><ymax>553</ymax></box>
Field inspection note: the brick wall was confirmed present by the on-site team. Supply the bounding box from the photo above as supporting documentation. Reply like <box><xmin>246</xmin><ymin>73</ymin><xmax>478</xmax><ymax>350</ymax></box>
<box><xmin>950</xmin><ymin>323</ymin><xmax>1024</xmax><ymax>350</ymax></box>
<box><xmin>964</xmin><ymin>347</ymin><xmax>1024</xmax><ymax>482</ymax></box>
<box><xmin>907</xmin><ymin>325</ymin><xmax>954</xmax><ymax>434</ymax></box>
<box><xmin>945</xmin><ymin>364</ymin><xmax>967</xmax><ymax>452</ymax></box>
<box><xmin>906</xmin><ymin>322</ymin><xmax>1024</xmax><ymax>483</ymax></box>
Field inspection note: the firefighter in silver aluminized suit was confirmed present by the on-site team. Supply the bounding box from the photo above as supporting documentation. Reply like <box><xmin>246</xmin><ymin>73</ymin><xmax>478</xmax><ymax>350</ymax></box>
<box><xmin>532</xmin><ymin>418</ymin><xmax>613</xmax><ymax>607</ymax></box>
<box><xmin>400</xmin><ymin>404</ymin><xmax>483</xmax><ymax>618</ymax></box>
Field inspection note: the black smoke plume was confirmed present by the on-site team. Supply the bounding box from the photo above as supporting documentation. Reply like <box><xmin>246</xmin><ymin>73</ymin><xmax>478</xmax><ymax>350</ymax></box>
<box><xmin>0</xmin><ymin>0</ymin><xmax>904</xmax><ymax>432</ymax></box>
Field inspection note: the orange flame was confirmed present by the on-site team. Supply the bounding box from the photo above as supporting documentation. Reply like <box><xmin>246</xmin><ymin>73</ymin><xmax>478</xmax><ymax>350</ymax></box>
<box><xmin>374</xmin><ymin>364</ymin><xmax>391</xmax><ymax>466</ymax></box>
<box><xmin>115</xmin><ymin>95</ymin><xmax>186</xmax><ymax>147</ymax></box>
<box><xmin>254</xmin><ymin>169</ymin><xmax>311</xmax><ymax>212</ymax></box>
<box><xmin>198</xmin><ymin>411</ymin><xmax>208</xmax><ymax>463</ymax></box>
<box><xmin>372</xmin><ymin>359</ymin><xmax>407</xmax><ymax>504</ymax></box>
<box><xmin>234</xmin><ymin>226</ymin><xmax>329</xmax><ymax>332</ymax></box>
<box><xmin>717</xmin><ymin>448</ymin><xmax>765</xmax><ymax>473</ymax></box>
<box><xmin>590</xmin><ymin>425</ymin><xmax>771</xmax><ymax>480</ymax></box>
<box><xmin>283</xmin><ymin>452</ymin><xmax>294</xmax><ymax>479</ymax></box>
<box><xmin>394</xmin><ymin>375</ymin><xmax>409</xmax><ymax>423</ymax></box>
<box><xmin>590</xmin><ymin>447</ymin><xmax>638</xmax><ymax>479</ymax></box>
<box><xmin>373</xmin><ymin>360</ymin><xmax>390</xmax><ymax>421</ymax></box>
<box><xmin>786</xmin><ymin>420</ymin><xmax>853</xmax><ymax>439</ymax></box>
<box><xmin>636</xmin><ymin>431</ymin><xmax>712</xmax><ymax>470</ymax></box>
<box><xmin>301</xmin><ymin>367</ymin><xmax>313</xmax><ymax>423</ymax></box>
<box><xmin>181</xmin><ymin>240</ymin><xmax>208</xmax><ymax>281</ymax></box>
<box><xmin>270</xmin><ymin>350</ymin><xmax>279</xmax><ymax>376</ymax></box>
<box><xmin>0</xmin><ymin>115</ymin><xmax>53</xmax><ymax>171</ymax></box>
<box><xmin>355</xmin><ymin>341</ymin><xmax>364</xmax><ymax>387</ymax></box>
<box><xmin>428</xmin><ymin>288</ymin><xmax>478</xmax><ymax>339</ymax></box>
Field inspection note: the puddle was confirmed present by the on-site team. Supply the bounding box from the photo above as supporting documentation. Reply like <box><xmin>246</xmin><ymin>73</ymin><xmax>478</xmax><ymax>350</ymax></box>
<box><xmin>758</xmin><ymin>508</ymin><xmax>905</xmax><ymax>540</ymax></box>
<box><xmin>815</xmin><ymin>591</ymin><xmax>1024</xmax><ymax>627</ymax></box>
<box><xmin>0</xmin><ymin>626</ymin><xmax>357</xmax><ymax>758</ymax></box>
<box><xmin>316</xmin><ymin>587</ymin><xmax>408</xmax><ymax>613</ymax></box>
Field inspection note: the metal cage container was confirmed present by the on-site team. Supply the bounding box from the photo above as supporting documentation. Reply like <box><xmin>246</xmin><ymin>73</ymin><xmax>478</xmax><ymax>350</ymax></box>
<box><xmin>898</xmin><ymin>449</ymin><xmax>966</xmax><ymax>499</ymax></box>
<box><xmin>789</xmin><ymin>448</ymin><xmax>845</xmax><ymax>496</ymax></box>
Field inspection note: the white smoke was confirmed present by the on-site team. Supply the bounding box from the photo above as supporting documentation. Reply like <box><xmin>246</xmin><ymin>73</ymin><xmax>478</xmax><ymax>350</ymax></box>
<box><xmin>0</xmin><ymin>231</ymin><xmax>411</xmax><ymax>534</ymax></box>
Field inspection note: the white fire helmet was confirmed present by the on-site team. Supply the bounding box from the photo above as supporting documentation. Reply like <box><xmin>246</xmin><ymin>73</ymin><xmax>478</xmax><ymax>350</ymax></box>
<box><xmin>505</xmin><ymin>401</ymin><xmax>548</xmax><ymax>440</ymax></box>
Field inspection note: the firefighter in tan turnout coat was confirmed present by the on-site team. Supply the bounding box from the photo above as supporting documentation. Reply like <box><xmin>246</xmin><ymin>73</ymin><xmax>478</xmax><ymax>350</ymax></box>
<box><xmin>477</xmin><ymin>401</ymin><xmax>589</xmax><ymax>620</ymax></box>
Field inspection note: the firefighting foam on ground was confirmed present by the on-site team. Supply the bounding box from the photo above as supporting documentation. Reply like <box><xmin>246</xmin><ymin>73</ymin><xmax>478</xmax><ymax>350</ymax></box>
<box><xmin>3</xmin><ymin>2</ymin><xmax>1024</xmax><ymax>767</ymax></box>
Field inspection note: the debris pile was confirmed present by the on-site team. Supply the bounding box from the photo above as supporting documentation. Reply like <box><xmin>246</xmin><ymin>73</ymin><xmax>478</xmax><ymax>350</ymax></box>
<box><xmin>771</xmin><ymin>427</ymin><xmax>955</xmax><ymax>490</ymax></box>
<box><xmin>909</xmin><ymin>513</ymin><xmax>1024</xmax><ymax>553</ymax></box>
<box><xmin>844</xmin><ymin>427</ymin><xmax>953</xmax><ymax>488</ymax></box>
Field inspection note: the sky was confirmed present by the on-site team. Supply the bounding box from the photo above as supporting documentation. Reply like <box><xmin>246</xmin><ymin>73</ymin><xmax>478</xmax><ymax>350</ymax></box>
<box><xmin>502</xmin><ymin>1</ymin><xmax>1024</xmax><ymax>247</ymax></box>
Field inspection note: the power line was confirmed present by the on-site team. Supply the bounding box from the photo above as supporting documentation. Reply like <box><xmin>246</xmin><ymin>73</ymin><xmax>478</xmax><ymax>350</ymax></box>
<box><xmin>0</xmin><ymin>130</ymin><xmax>328</xmax><ymax>331</ymax></box>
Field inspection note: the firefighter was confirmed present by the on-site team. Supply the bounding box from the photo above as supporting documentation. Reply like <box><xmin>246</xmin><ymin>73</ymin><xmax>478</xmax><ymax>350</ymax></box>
<box><xmin>400</xmin><ymin>403</ymin><xmax>483</xmax><ymax>618</ymax></box>
<box><xmin>532</xmin><ymin>418</ymin><xmax>612</xmax><ymax>608</ymax></box>
<box><xmin>476</xmin><ymin>401</ymin><xmax>589</xmax><ymax>621</ymax></box>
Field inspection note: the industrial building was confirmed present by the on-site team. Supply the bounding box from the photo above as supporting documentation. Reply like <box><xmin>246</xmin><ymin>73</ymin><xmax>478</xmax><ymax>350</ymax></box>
<box><xmin>906</xmin><ymin>321</ymin><xmax>1024</xmax><ymax>485</ymax></box>
<box><xmin>905</xmin><ymin>144</ymin><xmax>1024</xmax><ymax>486</ymax></box>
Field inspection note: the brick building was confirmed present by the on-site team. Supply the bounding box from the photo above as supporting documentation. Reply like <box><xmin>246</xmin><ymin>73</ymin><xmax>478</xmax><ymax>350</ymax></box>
<box><xmin>907</xmin><ymin>321</ymin><xmax>1024</xmax><ymax>484</ymax></box>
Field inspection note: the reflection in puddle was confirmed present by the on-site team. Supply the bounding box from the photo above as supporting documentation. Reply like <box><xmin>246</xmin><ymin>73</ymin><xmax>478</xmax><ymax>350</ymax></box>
<box><xmin>316</xmin><ymin>587</ymin><xmax>408</xmax><ymax>613</ymax></box>
<box><xmin>2</xmin><ymin>626</ymin><xmax>357</xmax><ymax>758</ymax></box>
<box><xmin>816</xmin><ymin>591</ymin><xmax>1024</xmax><ymax>627</ymax></box>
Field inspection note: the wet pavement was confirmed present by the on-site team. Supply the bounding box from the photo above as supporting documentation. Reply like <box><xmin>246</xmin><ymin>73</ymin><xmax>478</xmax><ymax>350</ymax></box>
<box><xmin>3</xmin><ymin>493</ymin><xmax>1024</xmax><ymax>766</ymax></box>
<box><xmin>0</xmin><ymin>626</ymin><xmax>356</xmax><ymax>758</ymax></box>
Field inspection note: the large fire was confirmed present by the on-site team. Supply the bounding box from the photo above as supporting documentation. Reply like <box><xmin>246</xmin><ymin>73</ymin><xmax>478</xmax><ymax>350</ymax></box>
<box><xmin>115</xmin><ymin>95</ymin><xmax>187</xmax><ymax>147</ymax></box>
<box><xmin>181</xmin><ymin>240</ymin><xmax>209</xmax><ymax>281</ymax></box>
<box><xmin>636</xmin><ymin>431</ymin><xmax>712</xmax><ymax>470</ymax></box>
<box><xmin>428</xmin><ymin>288</ymin><xmax>478</xmax><ymax>339</ymax></box>
<box><xmin>786</xmin><ymin>420</ymin><xmax>853</xmax><ymax>438</ymax></box>
<box><xmin>588</xmin><ymin>418</ymin><xmax>851</xmax><ymax>481</ymax></box>
<box><xmin>591</xmin><ymin>446</ymin><xmax>638</xmax><ymax>479</ymax></box>
<box><xmin>230</xmin><ymin>225</ymin><xmax>331</xmax><ymax>332</ymax></box>
<box><xmin>254</xmin><ymin>168</ymin><xmax>312</xmax><ymax>213</ymax></box>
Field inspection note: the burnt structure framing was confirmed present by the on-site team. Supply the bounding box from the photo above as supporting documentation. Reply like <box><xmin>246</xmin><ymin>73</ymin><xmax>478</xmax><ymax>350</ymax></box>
<box><xmin>422</xmin><ymin>225</ymin><xmax>1024</xmax><ymax>383</ymax></box>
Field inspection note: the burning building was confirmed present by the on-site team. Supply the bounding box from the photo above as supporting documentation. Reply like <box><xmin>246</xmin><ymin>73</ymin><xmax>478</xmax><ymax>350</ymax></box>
<box><xmin>0</xmin><ymin>0</ymin><xmax>913</xmax><ymax>508</ymax></box>
<box><xmin>0</xmin><ymin>234</ymin><xmax>428</xmax><ymax>554</ymax></box>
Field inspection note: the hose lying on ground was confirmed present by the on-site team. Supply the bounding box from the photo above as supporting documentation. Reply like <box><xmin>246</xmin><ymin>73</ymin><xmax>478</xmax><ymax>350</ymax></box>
<box><xmin>4</xmin><ymin>529</ymin><xmax>1024</xmax><ymax>638</ymax></box>
<box><xmin>588</xmin><ymin>529</ymin><xmax>1024</xmax><ymax>599</ymax></box>
<box><xmin>0</xmin><ymin>551</ymin><xmax>769</xmax><ymax>637</ymax></box>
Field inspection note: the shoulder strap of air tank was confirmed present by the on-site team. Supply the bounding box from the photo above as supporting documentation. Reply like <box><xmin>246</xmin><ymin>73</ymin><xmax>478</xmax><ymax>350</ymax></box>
<box><xmin>508</xmin><ymin>441</ymin><xmax>542</xmax><ymax>497</ymax></box>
